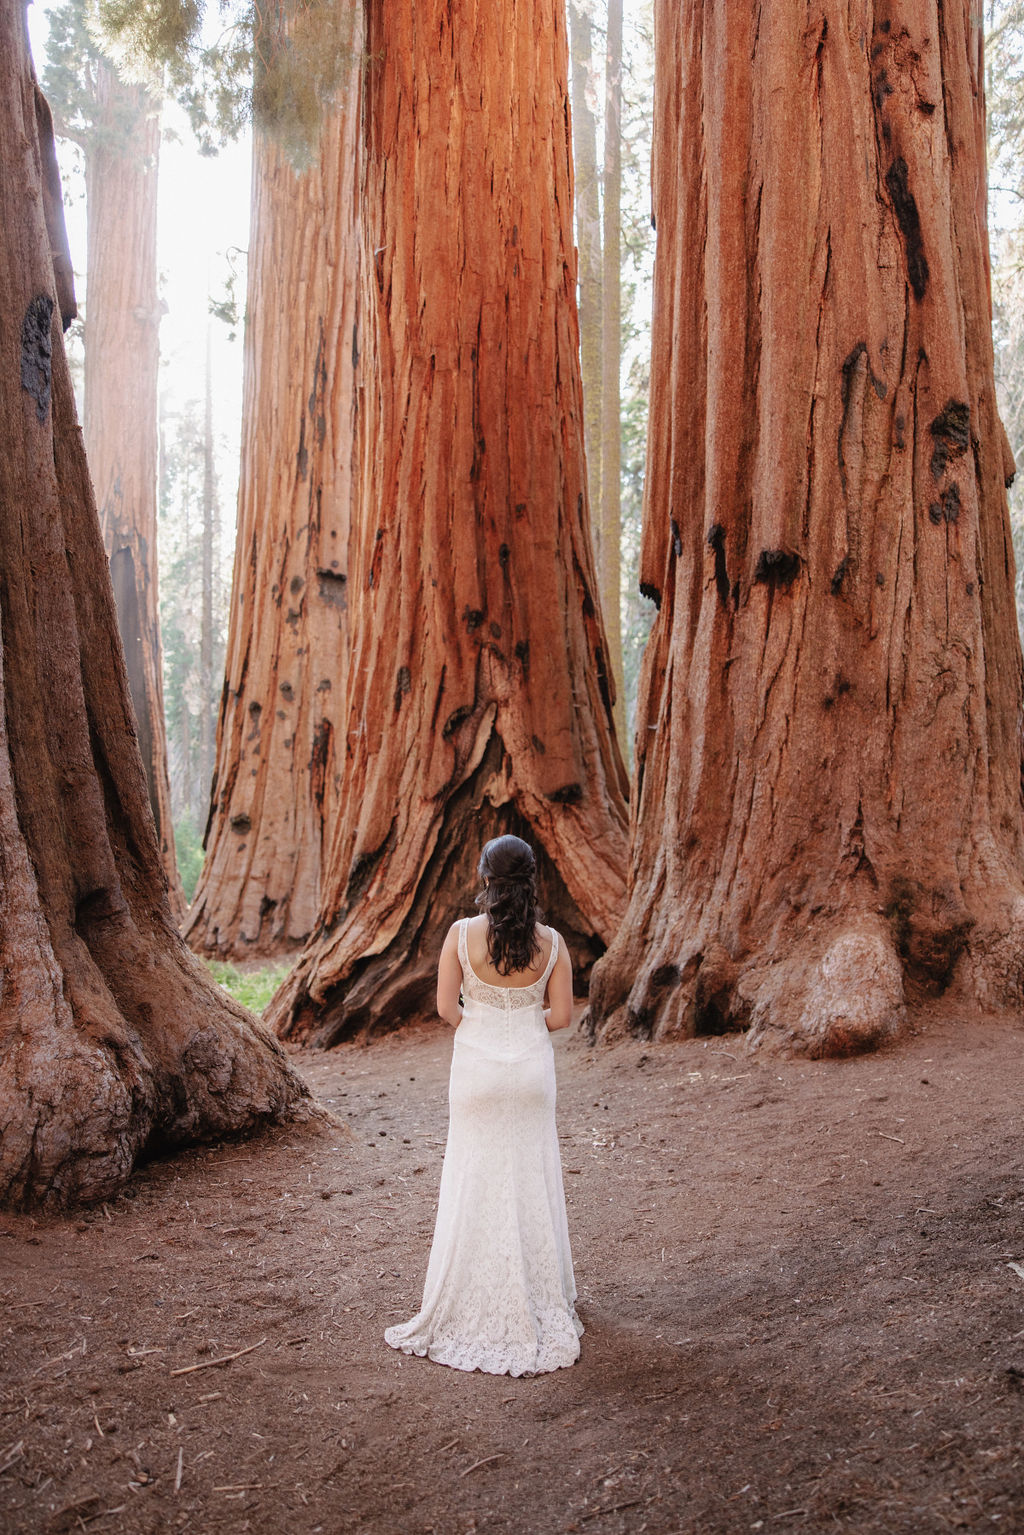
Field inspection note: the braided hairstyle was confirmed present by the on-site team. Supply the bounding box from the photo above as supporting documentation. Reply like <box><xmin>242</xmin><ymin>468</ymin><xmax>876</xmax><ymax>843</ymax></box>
<box><xmin>475</xmin><ymin>835</ymin><xmax>543</xmax><ymax>975</ymax></box>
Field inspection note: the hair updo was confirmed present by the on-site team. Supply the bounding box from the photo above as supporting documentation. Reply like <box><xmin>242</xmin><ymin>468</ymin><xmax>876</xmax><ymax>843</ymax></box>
<box><xmin>475</xmin><ymin>835</ymin><xmax>543</xmax><ymax>976</ymax></box>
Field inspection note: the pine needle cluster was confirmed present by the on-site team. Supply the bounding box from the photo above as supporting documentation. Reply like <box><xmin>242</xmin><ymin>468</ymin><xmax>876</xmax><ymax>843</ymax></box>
<box><xmin>93</xmin><ymin>0</ymin><xmax>360</xmax><ymax>164</ymax></box>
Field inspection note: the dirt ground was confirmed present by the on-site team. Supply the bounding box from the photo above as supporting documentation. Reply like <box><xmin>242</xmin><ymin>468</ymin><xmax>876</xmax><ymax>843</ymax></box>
<box><xmin>1</xmin><ymin>1005</ymin><xmax>1023</xmax><ymax>1535</ymax></box>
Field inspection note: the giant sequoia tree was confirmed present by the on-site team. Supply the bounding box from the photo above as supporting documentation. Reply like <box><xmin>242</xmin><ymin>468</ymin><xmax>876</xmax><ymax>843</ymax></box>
<box><xmin>586</xmin><ymin>1</ymin><xmax>1024</xmax><ymax>1054</ymax></box>
<box><xmin>0</xmin><ymin>5</ymin><xmax>308</xmax><ymax>1208</ymax></box>
<box><xmin>185</xmin><ymin>75</ymin><xmax>359</xmax><ymax>959</ymax></box>
<box><xmin>271</xmin><ymin>0</ymin><xmax>629</xmax><ymax>1045</ymax></box>
<box><xmin>45</xmin><ymin>8</ymin><xmax>183</xmax><ymax>915</ymax></box>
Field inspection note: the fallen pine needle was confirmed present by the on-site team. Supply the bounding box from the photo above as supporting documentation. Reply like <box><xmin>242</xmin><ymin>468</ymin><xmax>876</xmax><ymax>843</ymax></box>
<box><xmin>0</xmin><ymin>1441</ymin><xmax>25</xmax><ymax>1476</ymax></box>
<box><xmin>171</xmin><ymin>1339</ymin><xmax>266</xmax><ymax>1377</ymax></box>
<box><xmin>581</xmin><ymin>1498</ymin><xmax>644</xmax><ymax>1522</ymax></box>
<box><xmin>459</xmin><ymin>1453</ymin><xmax>505</xmax><ymax>1479</ymax></box>
<box><xmin>771</xmin><ymin>1510</ymin><xmax>809</xmax><ymax>1521</ymax></box>
<box><xmin>437</xmin><ymin>1438</ymin><xmax>460</xmax><ymax>1454</ymax></box>
<box><xmin>213</xmin><ymin>1482</ymin><xmax>263</xmax><ymax>1493</ymax></box>
<box><xmin>174</xmin><ymin>1447</ymin><xmax>183</xmax><ymax>1494</ymax></box>
<box><xmin>873</xmin><ymin>1132</ymin><xmax>905</xmax><ymax>1145</ymax></box>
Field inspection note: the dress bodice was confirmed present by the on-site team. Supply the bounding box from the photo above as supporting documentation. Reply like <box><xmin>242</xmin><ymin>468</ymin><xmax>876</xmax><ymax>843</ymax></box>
<box><xmin>457</xmin><ymin>918</ymin><xmax>559</xmax><ymax>1014</ymax></box>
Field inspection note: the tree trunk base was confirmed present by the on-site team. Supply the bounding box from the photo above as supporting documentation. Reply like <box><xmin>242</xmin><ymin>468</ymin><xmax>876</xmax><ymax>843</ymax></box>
<box><xmin>585</xmin><ymin>885</ymin><xmax>1024</xmax><ymax>1058</ymax></box>
<box><xmin>271</xmin><ymin>738</ymin><xmax>609</xmax><ymax>1048</ymax></box>
<box><xmin>584</xmin><ymin>912</ymin><xmax>913</xmax><ymax>1058</ymax></box>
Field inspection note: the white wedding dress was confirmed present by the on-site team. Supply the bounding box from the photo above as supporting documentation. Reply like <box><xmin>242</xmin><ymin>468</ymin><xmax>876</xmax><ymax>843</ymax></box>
<box><xmin>384</xmin><ymin>918</ymin><xmax>583</xmax><ymax>1375</ymax></box>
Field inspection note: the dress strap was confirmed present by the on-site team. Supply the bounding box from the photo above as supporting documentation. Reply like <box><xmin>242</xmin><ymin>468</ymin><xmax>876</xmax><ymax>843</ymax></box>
<box><xmin>539</xmin><ymin>927</ymin><xmax>559</xmax><ymax>988</ymax></box>
<box><xmin>457</xmin><ymin>917</ymin><xmax>470</xmax><ymax>973</ymax></box>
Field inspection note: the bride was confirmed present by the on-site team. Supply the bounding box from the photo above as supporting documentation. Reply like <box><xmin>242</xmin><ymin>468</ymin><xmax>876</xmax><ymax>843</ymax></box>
<box><xmin>384</xmin><ymin>834</ymin><xmax>583</xmax><ymax>1376</ymax></box>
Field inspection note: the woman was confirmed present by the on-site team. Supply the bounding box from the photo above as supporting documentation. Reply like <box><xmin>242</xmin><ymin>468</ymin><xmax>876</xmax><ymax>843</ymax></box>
<box><xmin>384</xmin><ymin>834</ymin><xmax>582</xmax><ymax>1376</ymax></box>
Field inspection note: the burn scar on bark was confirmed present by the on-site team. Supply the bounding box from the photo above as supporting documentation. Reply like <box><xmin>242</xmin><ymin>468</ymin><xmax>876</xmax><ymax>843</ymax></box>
<box><xmin>394</xmin><ymin>665</ymin><xmax>411</xmax><ymax>712</ymax></box>
<box><xmin>317</xmin><ymin>569</ymin><xmax>347</xmax><ymax>607</ymax></box>
<box><xmin>707</xmin><ymin>524</ymin><xmax>730</xmax><ymax>606</ymax></box>
<box><xmin>669</xmin><ymin>518</ymin><xmax>683</xmax><ymax>557</ymax></box>
<box><xmin>884</xmin><ymin>158</ymin><xmax>929</xmax><ymax>301</ymax></box>
<box><xmin>442</xmin><ymin>705</ymin><xmax>473</xmax><ymax>738</ymax></box>
<box><xmin>929</xmin><ymin>400</ymin><xmax>970</xmax><ymax>477</ymax></box>
<box><xmin>754</xmin><ymin>549</ymin><xmax>800</xmax><ymax>589</ymax></box>
<box><xmin>547</xmin><ymin>782</ymin><xmax>583</xmax><ymax>805</ymax></box>
<box><xmin>639</xmin><ymin>582</ymin><xmax>662</xmax><ymax>610</ymax></box>
<box><xmin>21</xmin><ymin>295</ymin><xmax>54</xmax><ymax>422</ymax></box>
<box><xmin>928</xmin><ymin>483</ymin><xmax>961</xmax><ymax>525</ymax></box>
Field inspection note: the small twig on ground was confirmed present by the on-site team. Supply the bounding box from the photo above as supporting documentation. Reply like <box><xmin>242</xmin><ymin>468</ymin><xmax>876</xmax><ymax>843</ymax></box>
<box><xmin>437</xmin><ymin>1438</ymin><xmax>460</xmax><ymax>1454</ymax></box>
<box><xmin>580</xmin><ymin>1498</ymin><xmax>644</xmax><ymax>1522</ymax></box>
<box><xmin>459</xmin><ymin>1453</ymin><xmax>506</xmax><ymax>1479</ymax></box>
<box><xmin>873</xmin><ymin>1131</ymin><xmax>905</xmax><ymax>1144</ymax></box>
<box><xmin>170</xmin><ymin>1339</ymin><xmax>267</xmax><ymax>1377</ymax></box>
<box><xmin>174</xmin><ymin>1447</ymin><xmax>183</xmax><ymax>1494</ymax></box>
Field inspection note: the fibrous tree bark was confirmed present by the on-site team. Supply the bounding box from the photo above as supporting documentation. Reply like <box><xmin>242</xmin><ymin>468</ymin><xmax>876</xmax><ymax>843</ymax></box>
<box><xmin>271</xmin><ymin>0</ymin><xmax>629</xmax><ymax>1046</ymax></box>
<box><xmin>79</xmin><ymin>59</ymin><xmax>184</xmax><ymax>917</ymax></box>
<box><xmin>600</xmin><ymin>0</ymin><xmax>626</xmax><ymax>744</ymax></box>
<box><xmin>586</xmin><ymin>0</ymin><xmax>1024</xmax><ymax>1055</ymax></box>
<box><xmin>0</xmin><ymin>5</ymin><xmax>309</xmax><ymax>1208</ymax></box>
<box><xmin>185</xmin><ymin>68</ymin><xmax>360</xmax><ymax>959</ymax></box>
<box><xmin>569</xmin><ymin>1</ymin><xmax>603</xmax><ymax>534</ymax></box>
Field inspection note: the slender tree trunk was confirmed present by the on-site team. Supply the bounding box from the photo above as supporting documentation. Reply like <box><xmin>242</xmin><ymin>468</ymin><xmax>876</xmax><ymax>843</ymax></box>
<box><xmin>586</xmin><ymin>0</ymin><xmax>1023</xmax><ymax>1055</ymax></box>
<box><xmin>600</xmin><ymin>0</ymin><xmax>626</xmax><ymax>745</ymax></box>
<box><xmin>185</xmin><ymin>72</ymin><xmax>360</xmax><ymax>957</ymax></box>
<box><xmin>199</xmin><ymin>325</ymin><xmax>216</xmax><ymax>807</ymax></box>
<box><xmin>569</xmin><ymin>1</ymin><xmax>603</xmax><ymax>539</ymax></box>
<box><xmin>83</xmin><ymin>62</ymin><xmax>184</xmax><ymax>917</ymax></box>
<box><xmin>0</xmin><ymin>7</ymin><xmax>310</xmax><ymax>1209</ymax></box>
<box><xmin>270</xmin><ymin>0</ymin><xmax>629</xmax><ymax>1047</ymax></box>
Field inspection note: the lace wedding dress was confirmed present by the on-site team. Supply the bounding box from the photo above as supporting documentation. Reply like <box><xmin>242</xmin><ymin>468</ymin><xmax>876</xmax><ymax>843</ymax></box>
<box><xmin>384</xmin><ymin>918</ymin><xmax>583</xmax><ymax>1376</ymax></box>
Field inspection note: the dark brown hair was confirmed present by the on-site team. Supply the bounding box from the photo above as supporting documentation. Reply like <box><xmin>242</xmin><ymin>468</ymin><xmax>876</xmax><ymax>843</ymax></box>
<box><xmin>475</xmin><ymin>835</ymin><xmax>543</xmax><ymax>975</ymax></box>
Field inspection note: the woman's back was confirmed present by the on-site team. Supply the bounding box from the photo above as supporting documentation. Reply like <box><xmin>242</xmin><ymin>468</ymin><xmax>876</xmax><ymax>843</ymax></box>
<box><xmin>463</xmin><ymin>912</ymin><xmax>552</xmax><ymax>989</ymax></box>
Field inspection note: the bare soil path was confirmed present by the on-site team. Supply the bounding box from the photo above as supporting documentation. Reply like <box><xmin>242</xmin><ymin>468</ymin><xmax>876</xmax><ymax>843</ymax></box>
<box><xmin>1</xmin><ymin>1009</ymin><xmax>1022</xmax><ymax>1534</ymax></box>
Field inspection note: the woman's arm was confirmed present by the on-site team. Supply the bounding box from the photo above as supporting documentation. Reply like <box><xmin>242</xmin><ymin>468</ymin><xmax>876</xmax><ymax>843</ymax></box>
<box><xmin>543</xmin><ymin>938</ymin><xmax>573</xmax><ymax>1032</ymax></box>
<box><xmin>436</xmin><ymin>923</ymin><xmax>464</xmax><ymax>1027</ymax></box>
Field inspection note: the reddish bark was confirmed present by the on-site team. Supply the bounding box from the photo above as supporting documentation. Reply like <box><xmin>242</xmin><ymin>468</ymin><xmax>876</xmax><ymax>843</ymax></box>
<box><xmin>270</xmin><ymin>0</ymin><xmax>629</xmax><ymax>1046</ymax></box>
<box><xmin>586</xmin><ymin>1</ymin><xmax>1024</xmax><ymax>1054</ymax></box>
<box><xmin>82</xmin><ymin>63</ymin><xmax>183</xmax><ymax>917</ymax></box>
<box><xmin>185</xmin><ymin>81</ymin><xmax>360</xmax><ymax>959</ymax></box>
<box><xmin>0</xmin><ymin>6</ymin><xmax>309</xmax><ymax>1208</ymax></box>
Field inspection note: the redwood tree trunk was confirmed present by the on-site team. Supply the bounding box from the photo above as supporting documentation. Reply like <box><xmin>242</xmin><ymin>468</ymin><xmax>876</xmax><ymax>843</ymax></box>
<box><xmin>586</xmin><ymin>0</ymin><xmax>1024</xmax><ymax>1055</ymax></box>
<box><xmin>83</xmin><ymin>62</ymin><xmax>184</xmax><ymax>917</ymax></box>
<box><xmin>270</xmin><ymin>0</ymin><xmax>629</xmax><ymax>1046</ymax></box>
<box><xmin>185</xmin><ymin>78</ymin><xmax>359</xmax><ymax>958</ymax></box>
<box><xmin>0</xmin><ymin>7</ymin><xmax>309</xmax><ymax>1208</ymax></box>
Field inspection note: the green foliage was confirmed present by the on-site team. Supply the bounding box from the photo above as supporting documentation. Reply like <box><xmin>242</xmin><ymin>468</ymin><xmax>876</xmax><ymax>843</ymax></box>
<box><xmin>174</xmin><ymin>814</ymin><xmax>206</xmax><ymax>901</ymax></box>
<box><xmin>93</xmin><ymin>0</ymin><xmax>360</xmax><ymax>164</ymax></box>
<box><xmin>158</xmin><ymin>394</ymin><xmax>229</xmax><ymax>832</ymax></box>
<box><xmin>43</xmin><ymin>0</ymin><xmax>152</xmax><ymax>150</ymax></box>
<box><xmin>205</xmin><ymin>958</ymin><xmax>292</xmax><ymax>1015</ymax></box>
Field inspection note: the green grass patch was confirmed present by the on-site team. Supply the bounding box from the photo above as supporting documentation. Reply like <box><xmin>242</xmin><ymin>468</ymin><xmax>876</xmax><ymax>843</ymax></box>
<box><xmin>206</xmin><ymin>959</ymin><xmax>293</xmax><ymax>1016</ymax></box>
